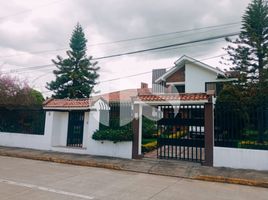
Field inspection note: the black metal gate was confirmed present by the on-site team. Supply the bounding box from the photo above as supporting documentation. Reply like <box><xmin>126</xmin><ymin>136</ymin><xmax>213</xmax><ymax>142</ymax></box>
<box><xmin>157</xmin><ymin>104</ymin><xmax>205</xmax><ymax>163</ymax></box>
<box><xmin>67</xmin><ymin>111</ymin><xmax>85</xmax><ymax>147</ymax></box>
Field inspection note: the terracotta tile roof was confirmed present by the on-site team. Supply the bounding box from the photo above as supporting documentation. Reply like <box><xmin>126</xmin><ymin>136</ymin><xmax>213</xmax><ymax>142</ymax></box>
<box><xmin>43</xmin><ymin>98</ymin><xmax>93</xmax><ymax>108</ymax></box>
<box><xmin>95</xmin><ymin>88</ymin><xmax>151</xmax><ymax>102</ymax></box>
<box><xmin>137</xmin><ymin>93</ymin><xmax>209</xmax><ymax>102</ymax></box>
<box><xmin>43</xmin><ymin>88</ymin><xmax>150</xmax><ymax>109</ymax></box>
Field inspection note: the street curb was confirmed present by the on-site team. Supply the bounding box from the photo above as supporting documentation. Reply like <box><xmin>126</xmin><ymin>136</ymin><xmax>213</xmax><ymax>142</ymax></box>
<box><xmin>0</xmin><ymin>152</ymin><xmax>122</xmax><ymax>171</ymax></box>
<box><xmin>1</xmin><ymin>151</ymin><xmax>268</xmax><ymax>189</ymax></box>
<box><xmin>194</xmin><ymin>175</ymin><xmax>268</xmax><ymax>188</ymax></box>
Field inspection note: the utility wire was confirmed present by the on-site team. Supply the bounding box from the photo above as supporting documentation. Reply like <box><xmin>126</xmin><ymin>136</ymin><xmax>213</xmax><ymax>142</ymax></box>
<box><xmin>99</xmin><ymin>53</ymin><xmax>228</xmax><ymax>83</ymax></box>
<box><xmin>1</xmin><ymin>64</ymin><xmax>54</xmax><ymax>74</ymax></box>
<box><xmin>0</xmin><ymin>0</ymin><xmax>65</xmax><ymax>21</ymax></box>
<box><xmin>88</xmin><ymin>22</ymin><xmax>240</xmax><ymax>46</ymax></box>
<box><xmin>99</xmin><ymin>24</ymin><xmax>239</xmax><ymax>56</ymax></box>
<box><xmin>3</xmin><ymin>38</ymin><xmax>228</xmax><ymax>77</ymax></box>
<box><xmin>40</xmin><ymin>53</ymin><xmax>228</xmax><ymax>94</ymax></box>
<box><xmin>0</xmin><ymin>22</ymin><xmax>240</xmax><ymax>59</ymax></box>
<box><xmin>92</xmin><ymin>32</ymin><xmax>239</xmax><ymax>60</ymax></box>
<box><xmin>1</xmin><ymin>32</ymin><xmax>235</xmax><ymax>74</ymax></box>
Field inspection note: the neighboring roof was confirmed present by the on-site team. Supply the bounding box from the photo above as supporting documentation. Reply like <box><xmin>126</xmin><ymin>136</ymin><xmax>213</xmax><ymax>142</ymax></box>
<box><xmin>43</xmin><ymin>88</ymin><xmax>151</xmax><ymax>110</ymax></box>
<box><xmin>155</xmin><ymin>55</ymin><xmax>225</xmax><ymax>83</ymax></box>
<box><xmin>43</xmin><ymin>98</ymin><xmax>94</xmax><ymax>110</ymax></box>
<box><xmin>95</xmin><ymin>88</ymin><xmax>151</xmax><ymax>102</ymax></box>
<box><xmin>136</xmin><ymin>93</ymin><xmax>209</xmax><ymax>104</ymax></box>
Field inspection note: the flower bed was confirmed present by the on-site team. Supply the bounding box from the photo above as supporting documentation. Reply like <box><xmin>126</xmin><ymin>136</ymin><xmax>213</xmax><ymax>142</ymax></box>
<box><xmin>142</xmin><ymin>140</ymin><xmax>157</xmax><ymax>153</ymax></box>
<box><xmin>238</xmin><ymin>140</ymin><xmax>268</xmax><ymax>150</ymax></box>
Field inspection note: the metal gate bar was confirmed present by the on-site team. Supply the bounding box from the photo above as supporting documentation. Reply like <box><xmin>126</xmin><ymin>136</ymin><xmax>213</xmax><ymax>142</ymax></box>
<box><xmin>156</xmin><ymin>104</ymin><xmax>205</xmax><ymax>163</ymax></box>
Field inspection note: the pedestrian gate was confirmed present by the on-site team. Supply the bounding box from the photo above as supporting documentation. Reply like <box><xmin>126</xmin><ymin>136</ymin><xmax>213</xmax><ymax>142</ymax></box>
<box><xmin>157</xmin><ymin>104</ymin><xmax>205</xmax><ymax>163</ymax></box>
<box><xmin>67</xmin><ymin>111</ymin><xmax>84</xmax><ymax>147</ymax></box>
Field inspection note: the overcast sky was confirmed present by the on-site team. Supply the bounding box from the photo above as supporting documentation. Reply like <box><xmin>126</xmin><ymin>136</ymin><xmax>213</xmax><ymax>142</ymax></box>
<box><xmin>0</xmin><ymin>0</ymin><xmax>251</xmax><ymax>96</ymax></box>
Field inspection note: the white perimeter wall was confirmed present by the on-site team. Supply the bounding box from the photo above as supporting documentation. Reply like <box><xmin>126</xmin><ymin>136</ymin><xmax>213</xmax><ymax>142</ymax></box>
<box><xmin>0</xmin><ymin>112</ymin><xmax>52</xmax><ymax>150</ymax></box>
<box><xmin>87</xmin><ymin>140</ymin><xmax>133</xmax><ymax>159</ymax></box>
<box><xmin>0</xmin><ymin>100</ymin><xmax>133</xmax><ymax>159</ymax></box>
<box><xmin>214</xmin><ymin>147</ymin><xmax>268</xmax><ymax>171</ymax></box>
<box><xmin>85</xmin><ymin>102</ymin><xmax>133</xmax><ymax>159</ymax></box>
<box><xmin>185</xmin><ymin>63</ymin><xmax>218</xmax><ymax>93</ymax></box>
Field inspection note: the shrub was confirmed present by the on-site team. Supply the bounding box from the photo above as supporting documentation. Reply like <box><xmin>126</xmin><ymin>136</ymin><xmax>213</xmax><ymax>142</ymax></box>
<box><xmin>142</xmin><ymin>117</ymin><xmax>157</xmax><ymax>138</ymax></box>
<box><xmin>92</xmin><ymin>127</ymin><xmax>133</xmax><ymax>143</ymax></box>
<box><xmin>142</xmin><ymin>141</ymin><xmax>157</xmax><ymax>153</ymax></box>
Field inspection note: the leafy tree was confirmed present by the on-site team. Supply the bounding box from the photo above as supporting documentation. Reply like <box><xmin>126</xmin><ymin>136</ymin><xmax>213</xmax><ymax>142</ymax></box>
<box><xmin>225</xmin><ymin>0</ymin><xmax>268</xmax><ymax>87</ymax></box>
<box><xmin>0</xmin><ymin>73</ymin><xmax>44</xmax><ymax>106</ymax></box>
<box><xmin>47</xmin><ymin>23</ymin><xmax>100</xmax><ymax>99</ymax></box>
<box><xmin>30</xmin><ymin>89</ymin><xmax>45</xmax><ymax>105</ymax></box>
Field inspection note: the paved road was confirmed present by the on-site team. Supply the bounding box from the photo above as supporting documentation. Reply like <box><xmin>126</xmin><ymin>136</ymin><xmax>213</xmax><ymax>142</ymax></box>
<box><xmin>0</xmin><ymin>156</ymin><xmax>267</xmax><ymax>200</ymax></box>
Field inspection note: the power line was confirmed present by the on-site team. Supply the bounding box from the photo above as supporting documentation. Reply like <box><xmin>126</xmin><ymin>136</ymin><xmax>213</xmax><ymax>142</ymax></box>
<box><xmin>1</xmin><ymin>64</ymin><xmax>54</xmax><ymax>74</ymax></box>
<box><xmin>98</xmin><ymin>53</ymin><xmax>228</xmax><ymax>84</ymax></box>
<box><xmin>0</xmin><ymin>22</ymin><xmax>240</xmax><ymax>59</ymax></box>
<box><xmin>92</xmin><ymin>32</ymin><xmax>239</xmax><ymax>60</ymax></box>
<box><xmin>0</xmin><ymin>0</ymin><xmax>65</xmax><ymax>21</ymax></box>
<box><xmin>40</xmin><ymin>53</ymin><xmax>228</xmax><ymax>94</ymax></box>
<box><xmin>88</xmin><ymin>22</ymin><xmax>240</xmax><ymax>46</ymax></box>
<box><xmin>99</xmin><ymin>24</ymin><xmax>239</xmax><ymax>56</ymax></box>
<box><xmin>1</xmin><ymin>32</ymin><xmax>235</xmax><ymax>74</ymax></box>
<box><xmin>1</xmin><ymin>39</ymin><xmax>226</xmax><ymax>77</ymax></box>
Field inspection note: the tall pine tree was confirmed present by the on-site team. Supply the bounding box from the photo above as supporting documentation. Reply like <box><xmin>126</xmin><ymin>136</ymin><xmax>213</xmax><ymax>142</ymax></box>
<box><xmin>47</xmin><ymin>23</ymin><xmax>99</xmax><ymax>99</ymax></box>
<box><xmin>225</xmin><ymin>0</ymin><xmax>268</xmax><ymax>86</ymax></box>
<box><xmin>222</xmin><ymin>0</ymin><xmax>268</xmax><ymax>143</ymax></box>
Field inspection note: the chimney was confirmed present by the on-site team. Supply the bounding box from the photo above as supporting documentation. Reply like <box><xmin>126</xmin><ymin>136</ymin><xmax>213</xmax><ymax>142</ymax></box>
<box><xmin>141</xmin><ymin>82</ymin><xmax>148</xmax><ymax>89</ymax></box>
<box><xmin>152</xmin><ymin>69</ymin><xmax>166</xmax><ymax>94</ymax></box>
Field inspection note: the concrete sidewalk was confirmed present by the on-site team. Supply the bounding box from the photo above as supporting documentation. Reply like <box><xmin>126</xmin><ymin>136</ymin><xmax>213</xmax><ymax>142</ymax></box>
<box><xmin>0</xmin><ymin>146</ymin><xmax>267</xmax><ymax>188</ymax></box>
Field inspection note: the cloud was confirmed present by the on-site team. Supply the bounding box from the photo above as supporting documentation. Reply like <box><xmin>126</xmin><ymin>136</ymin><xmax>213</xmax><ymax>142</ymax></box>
<box><xmin>0</xmin><ymin>0</ymin><xmax>252</xmax><ymax>96</ymax></box>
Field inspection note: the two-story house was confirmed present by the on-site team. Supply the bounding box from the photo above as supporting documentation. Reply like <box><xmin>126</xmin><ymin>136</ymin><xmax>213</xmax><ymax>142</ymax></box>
<box><xmin>150</xmin><ymin>55</ymin><xmax>228</xmax><ymax>96</ymax></box>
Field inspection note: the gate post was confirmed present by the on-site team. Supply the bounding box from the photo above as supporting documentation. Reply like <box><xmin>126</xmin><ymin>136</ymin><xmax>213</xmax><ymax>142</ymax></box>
<box><xmin>132</xmin><ymin>103</ymin><xmax>143</xmax><ymax>159</ymax></box>
<box><xmin>204</xmin><ymin>96</ymin><xmax>214</xmax><ymax>166</ymax></box>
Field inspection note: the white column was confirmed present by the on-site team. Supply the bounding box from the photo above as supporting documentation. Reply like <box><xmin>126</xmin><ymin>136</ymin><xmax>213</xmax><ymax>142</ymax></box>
<box><xmin>44</xmin><ymin>111</ymin><xmax>54</xmax><ymax>149</ymax></box>
<box><xmin>138</xmin><ymin>104</ymin><xmax>143</xmax><ymax>155</ymax></box>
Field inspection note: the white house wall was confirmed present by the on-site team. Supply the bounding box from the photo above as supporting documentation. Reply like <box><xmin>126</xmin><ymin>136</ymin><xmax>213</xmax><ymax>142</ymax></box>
<box><xmin>51</xmin><ymin>112</ymin><xmax>69</xmax><ymax>147</ymax></box>
<box><xmin>185</xmin><ymin>62</ymin><xmax>218</xmax><ymax>93</ymax></box>
<box><xmin>82</xmin><ymin>112</ymin><xmax>90</xmax><ymax>148</ymax></box>
<box><xmin>214</xmin><ymin>147</ymin><xmax>268</xmax><ymax>171</ymax></box>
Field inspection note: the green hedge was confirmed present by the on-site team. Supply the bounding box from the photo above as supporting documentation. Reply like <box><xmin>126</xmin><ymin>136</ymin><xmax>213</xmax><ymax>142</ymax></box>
<box><xmin>142</xmin><ymin>117</ymin><xmax>157</xmax><ymax>138</ymax></box>
<box><xmin>92</xmin><ymin>127</ymin><xmax>133</xmax><ymax>143</ymax></box>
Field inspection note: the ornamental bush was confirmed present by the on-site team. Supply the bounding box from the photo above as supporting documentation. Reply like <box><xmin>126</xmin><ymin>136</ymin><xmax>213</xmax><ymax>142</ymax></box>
<box><xmin>92</xmin><ymin>127</ymin><xmax>133</xmax><ymax>143</ymax></box>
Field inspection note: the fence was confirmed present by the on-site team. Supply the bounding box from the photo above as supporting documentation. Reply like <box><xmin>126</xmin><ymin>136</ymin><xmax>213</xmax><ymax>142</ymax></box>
<box><xmin>214</xmin><ymin>102</ymin><xmax>268</xmax><ymax>150</ymax></box>
<box><xmin>0</xmin><ymin>107</ymin><xmax>46</xmax><ymax>135</ymax></box>
<box><xmin>156</xmin><ymin>104</ymin><xmax>205</xmax><ymax>162</ymax></box>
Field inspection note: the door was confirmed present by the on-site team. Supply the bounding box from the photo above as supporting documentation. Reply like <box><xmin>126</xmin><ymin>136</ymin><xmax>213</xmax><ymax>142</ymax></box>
<box><xmin>67</xmin><ymin>111</ymin><xmax>84</xmax><ymax>147</ymax></box>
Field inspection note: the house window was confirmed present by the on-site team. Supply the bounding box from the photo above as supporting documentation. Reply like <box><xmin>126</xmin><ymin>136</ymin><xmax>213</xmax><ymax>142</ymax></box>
<box><xmin>206</xmin><ymin>83</ymin><xmax>216</xmax><ymax>91</ymax></box>
<box><xmin>172</xmin><ymin>85</ymin><xmax>185</xmax><ymax>93</ymax></box>
<box><xmin>205</xmin><ymin>82</ymin><xmax>224</xmax><ymax>96</ymax></box>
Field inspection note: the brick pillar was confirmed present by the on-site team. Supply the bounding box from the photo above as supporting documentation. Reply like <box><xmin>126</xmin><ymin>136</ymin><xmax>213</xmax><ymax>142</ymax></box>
<box><xmin>132</xmin><ymin>104</ymin><xmax>142</xmax><ymax>159</ymax></box>
<box><xmin>204</xmin><ymin>97</ymin><xmax>214</xmax><ymax>166</ymax></box>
